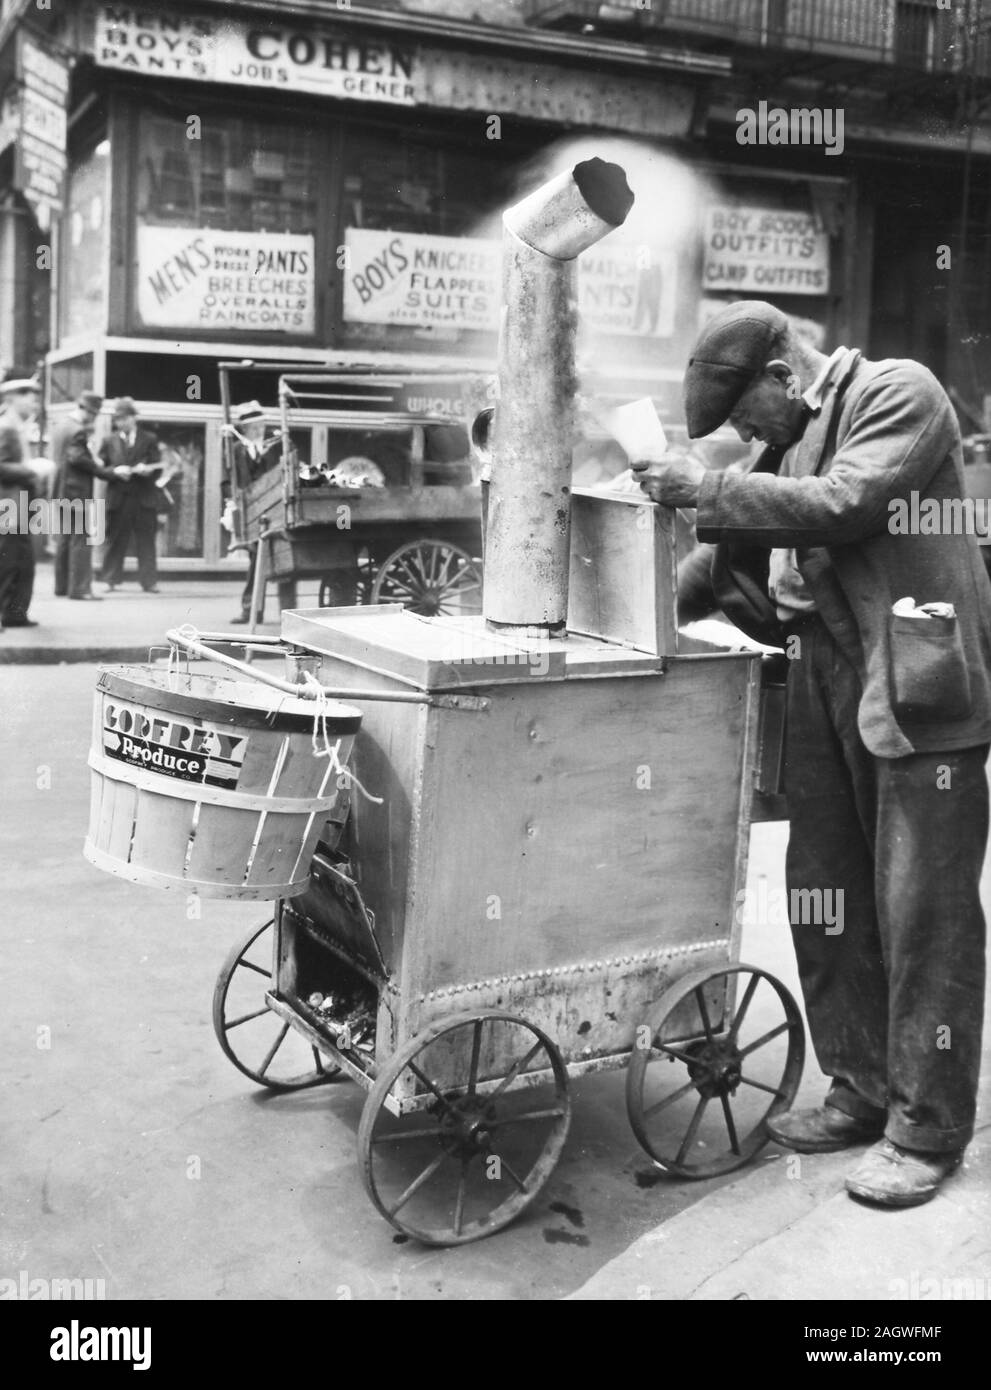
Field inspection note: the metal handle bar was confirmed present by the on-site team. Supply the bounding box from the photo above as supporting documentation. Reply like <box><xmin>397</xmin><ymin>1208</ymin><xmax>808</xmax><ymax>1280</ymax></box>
<box><xmin>163</xmin><ymin>627</ymin><xmax>427</xmax><ymax>704</ymax></box>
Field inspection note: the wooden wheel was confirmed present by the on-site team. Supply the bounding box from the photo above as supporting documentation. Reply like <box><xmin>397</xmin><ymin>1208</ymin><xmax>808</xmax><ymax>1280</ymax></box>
<box><xmin>626</xmin><ymin>964</ymin><xmax>804</xmax><ymax>1178</ymax></box>
<box><xmin>370</xmin><ymin>539</ymin><xmax>482</xmax><ymax>616</ymax></box>
<box><xmin>357</xmin><ymin>1010</ymin><xmax>570</xmax><ymax>1246</ymax></box>
<box><xmin>212</xmin><ymin>918</ymin><xmax>341</xmax><ymax>1091</ymax></box>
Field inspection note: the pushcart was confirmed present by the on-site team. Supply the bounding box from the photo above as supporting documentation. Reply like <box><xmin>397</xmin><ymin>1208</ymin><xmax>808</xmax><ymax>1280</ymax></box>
<box><xmin>220</xmin><ymin>362</ymin><xmax>487</xmax><ymax>620</ymax></box>
<box><xmin>203</xmin><ymin>491</ymin><xmax>801</xmax><ymax>1248</ymax></box>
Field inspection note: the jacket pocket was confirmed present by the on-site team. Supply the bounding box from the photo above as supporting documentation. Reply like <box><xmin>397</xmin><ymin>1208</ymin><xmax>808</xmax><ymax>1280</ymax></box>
<box><xmin>888</xmin><ymin>612</ymin><xmax>973</xmax><ymax>721</ymax></box>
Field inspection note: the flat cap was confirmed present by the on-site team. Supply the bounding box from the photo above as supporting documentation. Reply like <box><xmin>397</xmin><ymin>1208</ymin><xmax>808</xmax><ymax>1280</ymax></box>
<box><xmin>77</xmin><ymin>390</ymin><xmax>104</xmax><ymax>412</ymax></box>
<box><xmin>0</xmin><ymin>376</ymin><xmax>41</xmax><ymax>394</ymax></box>
<box><xmin>112</xmin><ymin>396</ymin><xmax>139</xmax><ymax>416</ymax></box>
<box><xmin>684</xmin><ymin>300</ymin><xmax>789</xmax><ymax>438</ymax></box>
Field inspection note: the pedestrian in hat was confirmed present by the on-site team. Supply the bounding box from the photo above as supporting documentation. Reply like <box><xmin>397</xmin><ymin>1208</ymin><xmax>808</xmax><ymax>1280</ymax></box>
<box><xmin>634</xmin><ymin>300</ymin><xmax>991</xmax><ymax>1207</ymax></box>
<box><xmin>0</xmin><ymin>376</ymin><xmax>51</xmax><ymax>629</ymax></box>
<box><xmin>51</xmin><ymin>391</ymin><xmax>128</xmax><ymax>601</ymax></box>
<box><xmin>221</xmin><ymin>401</ymin><xmax>280</xmax><ymax>624</ymax></box>
<box><xmin>97</xmin><ymin>398</ymin><xmax>163</xmax><ymax>592</ymax></box>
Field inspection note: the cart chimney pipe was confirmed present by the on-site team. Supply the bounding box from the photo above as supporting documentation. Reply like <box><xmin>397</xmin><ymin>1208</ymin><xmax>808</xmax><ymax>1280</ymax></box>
<box><xmin>482</xmin><ymin>158</ymin><xmax>634</xmax><ymax>636</ymax></box>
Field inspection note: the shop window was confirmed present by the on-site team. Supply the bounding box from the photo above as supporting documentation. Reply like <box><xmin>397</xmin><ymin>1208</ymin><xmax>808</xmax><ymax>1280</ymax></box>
<box><xmin>48</xmin><ymin>354</ymin><xmax>95</xmax><ymax>407</ymax></box>
<box><xmin>61</xmin><ymin>141</ymin><xmax>110</xmax><ymax>341</ymax></box>
<box><xmin>153</xmin><ymin>422</ymin><xmax>205</xmax><ymax>558</ymax></box>
<box><xmin>341</xmin><ymin>128</ymin><xmax>516</xmax><ymax>238</ymax></box>
<box><xmin>133</xmin><ymin>111</ymin><xmax>320</xmax><ymax>336</ymax></box>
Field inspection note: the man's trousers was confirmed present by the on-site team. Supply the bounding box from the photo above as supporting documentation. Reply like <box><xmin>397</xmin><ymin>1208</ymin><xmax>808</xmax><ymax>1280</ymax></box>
<box><xmin>54</xmin><ymin>531</ymin><xmax>93</xmax><ymax>599</ymax></box>
<box><xmin>783</xmin><ymin>614</ymin><xmax>987</xmax><ymax>1154</ymax></box>
<box><xmin>0</xmin><ymin>532</ymin><xmax>35</xmax><ymax>621</ymax></box>
<box><xmin>101</xmin><ymin>501</ymin><xmax>158</xmax><ymax>589</ymax></box>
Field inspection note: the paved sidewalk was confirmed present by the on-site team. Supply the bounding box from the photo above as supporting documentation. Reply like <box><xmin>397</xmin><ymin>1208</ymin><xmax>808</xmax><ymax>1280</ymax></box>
<box><xmin>0</xmin><ymin>562</ymin><xmax>285</xmax><ymax>664</ymax></box>
<box><xmin>569</xmin><ymin>1130</ymin><xmax>991</xmax><ymax>1300</ymax></box>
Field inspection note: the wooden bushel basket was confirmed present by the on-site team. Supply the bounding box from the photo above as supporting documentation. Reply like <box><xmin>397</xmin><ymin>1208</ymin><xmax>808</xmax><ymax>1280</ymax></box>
<box><xmin>83</xmin><ymin>666</ymin><xmax>362</xmax><ymax>900</ymax></box>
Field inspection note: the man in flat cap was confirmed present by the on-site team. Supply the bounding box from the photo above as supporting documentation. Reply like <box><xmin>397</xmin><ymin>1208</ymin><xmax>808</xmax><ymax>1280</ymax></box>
<box><xmin>635</xmin><ymin>300</ymin><xmax>991</xmax><ymax>1207</ymax></box>
<box><xmin>0</xmin><ymin>376</ymin><xmax>50</xmax><ymax>628</ymax></box>
<box><xmin>98</xmin><ymin>398</ymin><xmax>163</xmax><ymax>592</ymax></box>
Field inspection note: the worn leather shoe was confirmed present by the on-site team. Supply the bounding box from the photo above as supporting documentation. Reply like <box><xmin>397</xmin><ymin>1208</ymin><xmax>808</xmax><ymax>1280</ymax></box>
<box><xmin>845</xmin><ymin>1139</ymin><xmax>963</xmax><ymax>1208</ymax></box>
<box><xmin>767</xmin><ymin>1105</ymin><xmax>886</xmax><ymax>1153</ymax></box>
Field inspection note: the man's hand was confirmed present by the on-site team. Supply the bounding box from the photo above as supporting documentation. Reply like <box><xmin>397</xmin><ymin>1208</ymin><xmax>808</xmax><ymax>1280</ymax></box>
<box><xmin>113</xmin><ymin>465</ymin><xmax>133</xmax><ymax>480</ymax></box>
<box><xmin>631</xmin><ymin>452</ymin><xmax>706</xmax><ymax>508</ymax></box>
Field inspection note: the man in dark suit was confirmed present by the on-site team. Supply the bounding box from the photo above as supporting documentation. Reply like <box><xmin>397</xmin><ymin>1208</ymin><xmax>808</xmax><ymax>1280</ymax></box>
<box><xmin>0</xmin><ymin>376</ymin><xmax>51</xmax><ymax>628</ymax></box>
<box><xmin>53</xmin><ymin>392</ymin><xmax>128</xmax><ymax>600</ymax></box>
<box><xmin>98</xmin><ymin>398</ymin><xmax>162</xmax><ymax>591</ymax></box>
<box><xmin>636</xmin><ymin>300</ymin><xmax>991</xmax><ymax>1208</ymax></box>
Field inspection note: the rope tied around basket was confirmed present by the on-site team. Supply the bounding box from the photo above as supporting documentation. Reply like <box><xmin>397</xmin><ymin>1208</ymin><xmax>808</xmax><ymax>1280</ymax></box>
<box><xmin>302</xmin><ymin>672</ymin><xmax>384</xmax><ymax>805</ymax></box>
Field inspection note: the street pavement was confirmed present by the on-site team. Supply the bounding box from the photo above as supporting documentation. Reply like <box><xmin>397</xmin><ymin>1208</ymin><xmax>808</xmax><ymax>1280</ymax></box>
<box><xmin>1</xmin><ymin>570</ymin><xmax>989</xmax><ymax>1300</ymax></box>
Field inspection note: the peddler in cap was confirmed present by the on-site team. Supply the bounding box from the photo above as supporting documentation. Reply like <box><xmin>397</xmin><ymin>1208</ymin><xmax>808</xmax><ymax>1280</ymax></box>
<box><xmin>634</xmin><ymin>290</ymin><xmax>991</xmax><ymax>1214</ymax></box>
<box><xmin>682</xmin><ymin>299</ymin><xmax>790</xmax><ymax>439</ymax></box>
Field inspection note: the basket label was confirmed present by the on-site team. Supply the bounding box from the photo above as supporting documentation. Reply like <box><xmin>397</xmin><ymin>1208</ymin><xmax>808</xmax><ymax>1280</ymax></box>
<box><xmin>102</xmin><ymin>699</ymin><xmax>248</xmax><ymax>788</ymax></box>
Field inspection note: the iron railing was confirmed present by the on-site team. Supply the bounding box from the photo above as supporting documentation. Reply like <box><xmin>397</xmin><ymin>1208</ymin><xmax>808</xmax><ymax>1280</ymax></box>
<box><xmin>524</xmin><ymin>0</ymin><xmax>990</xmax><ymax>77</ymax></box>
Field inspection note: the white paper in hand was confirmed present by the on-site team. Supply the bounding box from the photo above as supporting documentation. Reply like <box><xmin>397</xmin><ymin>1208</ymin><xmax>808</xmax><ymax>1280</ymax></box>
<box><xmin>596</xmin><ymin>398</ymin><xmax>668</xmax><ymax>464</ymax></box>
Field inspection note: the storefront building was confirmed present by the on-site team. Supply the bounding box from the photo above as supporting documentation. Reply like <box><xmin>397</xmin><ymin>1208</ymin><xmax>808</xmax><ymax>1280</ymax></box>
<box><xmin>1</xmin><ymin>0</ymin><xmax>984</xmax><ymax>570</ymax></box>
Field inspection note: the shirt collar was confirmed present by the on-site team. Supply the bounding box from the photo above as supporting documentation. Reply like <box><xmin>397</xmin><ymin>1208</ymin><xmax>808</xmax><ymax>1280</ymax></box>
<box><xmin>802</xmin><ymin>345</ymin><xmax>848</xmax><ymax>415</ymax></box>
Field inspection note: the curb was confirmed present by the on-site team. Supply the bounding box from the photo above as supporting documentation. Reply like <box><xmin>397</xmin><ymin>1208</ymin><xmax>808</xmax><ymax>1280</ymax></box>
<box><xmin>0</xmin><ymin>645</ymin><xmax>155</xmax><ymax>666</ymax></box>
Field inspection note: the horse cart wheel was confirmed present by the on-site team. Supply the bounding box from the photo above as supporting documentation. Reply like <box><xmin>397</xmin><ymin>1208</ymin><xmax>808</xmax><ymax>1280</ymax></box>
<box><xmin>370</xmin><ymin>539</ymin><xmax>482</xmax><ymax>617</ymax></box>
<box><xmin>212</xmin><ymin>918</ymin><xmax>341</xmax><ymax>1091</ymax></box>
<box><xmin>626</xmin><ymin>964</ymin><xmax>804</xmax><ymax>1179</ymax></box>
<box><xmin>357</xmin><ymin>1010</ymin><xmax>571</xmax><ymax>1246</ymax></box>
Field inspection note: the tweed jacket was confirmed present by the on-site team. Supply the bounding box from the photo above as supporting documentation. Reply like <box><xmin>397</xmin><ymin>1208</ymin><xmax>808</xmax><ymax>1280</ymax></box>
<box><xmin>694</xmin><ymin>350</ymin><xmax>991</xmax><ymax>757</ymax></box>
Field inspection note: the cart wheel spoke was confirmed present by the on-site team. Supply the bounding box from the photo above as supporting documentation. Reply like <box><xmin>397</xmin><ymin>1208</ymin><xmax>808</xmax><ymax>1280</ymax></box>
<box><xmin>726</xmin><ymin>973</ymin><xmax>760</xmax><ymax>1045</ymax></box>
<box><xmin>675</xmin><ymin>1096</ymin><xmax>710</xmax><ymax>1166</ymax></box>
<box><xmin>738</xmin><ymin>1019</ymin><xmax>793</xmax><ymax>1057</ymax></box>
<box><xmin>487</xmin><ymin>1106</ymin><xmax>567</xmax><ymax>1127</ymax></box>
<box><xmin>388</xmin><ymin>1150</ymin><xmax>451</xmax><ymax>1217</ymax></box>
<box><xmin>371</xmin><ymin>1126</ymin><xmax>449</xmax><ymax>1145</ymax></box>
<box><xmin>489</xmin><ymin>1152</ymin><xmax>528</xmax><ymax>1193</ymax></box>
<box><xmin>467</xmin><ymin>1019</ymin><xmax>484</xmax><ymax>1095</ymax></box>
<box><xmin>641</xmin><ymin>1077</ymin><xmax>698</xmax><ymax>1122</ymax></box>
<box><xmin>720</xmin><ymin>1093</ymin><xmax>741</xmax><ymax>1156</ymax></box>
<box><xmin>453</xmin><ymin>1159</ymin><xmax>468</xmax><ymax>1237</ymax></box>
<box><xmin>225</xmin><ymin>1005</ymin><xmax>272</xmax><ymax>1031</ymax></box>
<box><xmin>406</xmin><ymin>1061</ymin><xmax>460</xmax><ymax>1119</ymax></box>
<box><xmin>257</xmin><ymin>1022</ymin><xmax>290</xmax><ymax>1078</ymax></box>
<box><xmin>483</xmin><ymin>1039</ymin><xmax>544</xmax><ymax>1107</ymax></box>
<box><xmin>695</xmin><ymin>986</ymin><xmax>716</xmax><ymax>1042</ymax></box>
<box><xmin>738</xmin><ymin>1074</ymin><xmax>784</xmax><ymax>1097</ymax></box>
<box><xmin>237</xmin><ymin>958</ymin><xmax>271</xmax><ymax>979</ymax></box>
<box><xmin>653</xmin><ymin>1041</ymin><xmax>702</xmax><ymax>1066</ymax></box>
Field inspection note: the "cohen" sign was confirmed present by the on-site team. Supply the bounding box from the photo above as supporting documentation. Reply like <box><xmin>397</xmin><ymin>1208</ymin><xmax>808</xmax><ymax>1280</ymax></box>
<box><xmin>93</xmin><ymin>5</ymin><xmax>417</xmax><ymax>105</ymax></box>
